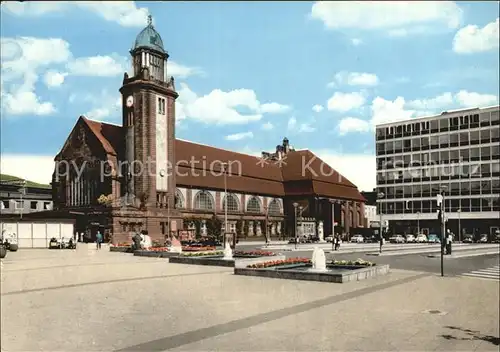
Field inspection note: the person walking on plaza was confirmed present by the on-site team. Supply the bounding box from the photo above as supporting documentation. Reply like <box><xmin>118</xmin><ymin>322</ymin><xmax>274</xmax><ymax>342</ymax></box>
<box><xmin>379</xmin><ymin>232</ymin><xmax>384</xmax><ymax>254</ymax></box>
<box><xmin>96</xmin><ymin>230</ymin><xmax>103</xmax><ymax>250</ymax></box>
<box><xmin>334</xmin><ymin>235</ymin><xmax>340</xmax><ymax>251</ymax></box>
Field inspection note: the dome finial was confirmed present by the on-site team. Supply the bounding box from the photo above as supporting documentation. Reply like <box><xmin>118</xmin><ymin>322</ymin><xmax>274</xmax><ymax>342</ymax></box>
<box><xmin>147</xmin><ymin>14</ymin><xmax>153</xmax><ymax>26</ymax></box>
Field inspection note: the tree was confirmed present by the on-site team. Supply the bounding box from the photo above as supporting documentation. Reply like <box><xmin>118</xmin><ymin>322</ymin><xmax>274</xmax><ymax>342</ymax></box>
<box><xmin>242</xmin><ymin>220</ymin><xmax>249</xmax><ymax>238</ymax></box>
<box><xmin>206</xmin><ymin>214</ymin><xmax>222</xmax><ymax>240</ymax></box>
<box><xmin>236</xmin><ymin>219</ymin><xmax>243</xmax><ymax>237</ymax></box>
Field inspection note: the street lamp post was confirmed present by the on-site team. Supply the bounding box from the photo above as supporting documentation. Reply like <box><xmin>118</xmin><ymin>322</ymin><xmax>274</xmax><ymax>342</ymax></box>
<box><xmin>437</xmin><ymin>185</ymin><xmax>448</xmax><ymax>277</ymax></box>
<box><xmin>222</xmin><ymin>162</ymin><xmax>228</xmax><ymax>245</ymax></box>
<box><xmin>377</xmin><ymin>192</ymin><xmax>385</xmax><ymax>253</ymax></box>
<box><xmin>331</xmin><ymin>200</ymin><xmax>336</xmax><ymax>252</ymax></box>
<box><xmin>416</xmin><ymin>211</ymin><xmax>420</xmax><ymax>235</ymax></box>
<box><xmin>264</xmin><ymin>206</ymin><xmax>269</xmax><ymax>247</ymax></box>
<box><xmin>19</xmin><ymin>180</ymin><xmax>26</xmax><ymax>221</ymax></box>
<box><xmin>457</xmin><ymin>208</ymin><xmax>461</xmax><ymax>243</ymax></box>
<box><xmin>293</xmin><ymin>202</ymin><xmax>299</xmax><ymax>250</ymax></box>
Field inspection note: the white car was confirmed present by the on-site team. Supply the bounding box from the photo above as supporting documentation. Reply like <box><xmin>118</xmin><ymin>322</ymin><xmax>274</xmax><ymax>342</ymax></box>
<box><xmin>416</xmin><ymin>234</ymin><xmax>428</xmax><ymax>243</ymax></box>
<box><xmin>389</xmin><ymin>235</ymin><xmax>405</xmax><ymax>243</ymax></box>
<box><xmin>405</xmin><ymin>235</ymin><xmax>416</xmax><ymax>243</ymax></box>
<box><xmin>350</xmin><ymin>235</ymin><xmax>364</xmax><ymax>243</ymax></box>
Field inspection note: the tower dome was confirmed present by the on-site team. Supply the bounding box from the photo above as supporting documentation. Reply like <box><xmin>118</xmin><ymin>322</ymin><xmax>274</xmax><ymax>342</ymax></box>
<box><xmin>133</xmin><ymin>15</ymin><xmax>165</xmax><ymax>54</ymax></box>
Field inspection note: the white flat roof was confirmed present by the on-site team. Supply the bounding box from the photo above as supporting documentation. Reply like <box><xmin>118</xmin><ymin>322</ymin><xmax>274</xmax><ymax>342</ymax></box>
<box><xmin>376</xmin><ymin>105</ymin><xmax>499</xmax><ymax>128</ymax></box>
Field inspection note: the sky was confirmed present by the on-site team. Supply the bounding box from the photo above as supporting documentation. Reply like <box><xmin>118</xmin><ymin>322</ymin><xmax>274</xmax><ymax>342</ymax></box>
<box><xmin>0</xmin><ymin>1</ymin><xmax>499</xmax><ymax>192</ymax></box>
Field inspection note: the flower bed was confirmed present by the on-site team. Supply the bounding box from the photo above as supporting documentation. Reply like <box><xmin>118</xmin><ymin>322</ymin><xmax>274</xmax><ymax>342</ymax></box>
<box><xmin>331</xmin><ymin>259</ymin><xmax>375</xmax><ymax>267</ymax></box>
<box><xmin>181</xmin><ymin>251</ymin><xmax>223</xmax><ymax>257</ymax></box>
<box><xmin>247</xmin><ymin>257</ymin><xmax>311</xmax><ymax>268</ymax></box>
<box><xmin>233</xmin><ymin>250</ymin><xmax>276</xmax><ymax>257</ymax></box>
<box><xmin>182</xmin><ymin>246</ymin><xmax>216</xmax><ymax>252</ymax></box>
<box><xmin>112</xmin><ymin>243</ymin><xmax>131</xmax><ymax>247</ymax></box>
<box><xmin>142</xmin><ymin>247</ymin><xmax>170</xmax><ymax>252</ymax></box>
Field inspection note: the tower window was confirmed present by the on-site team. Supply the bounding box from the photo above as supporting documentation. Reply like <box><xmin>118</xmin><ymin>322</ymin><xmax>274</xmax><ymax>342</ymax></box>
<box><xmin>158</xmin><ymin>97</ymin><xmax>166</xmax><ymax>115</ymax></box>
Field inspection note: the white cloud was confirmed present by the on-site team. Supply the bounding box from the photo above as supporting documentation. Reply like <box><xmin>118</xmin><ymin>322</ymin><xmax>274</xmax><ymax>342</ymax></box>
<box><xmin>259</xmin><ymin>102</ymin><xmax>291</xmax><ymax>114</ymax></box>
<box><xmin>327</xmin><ymin>92</ymin><xmax>365</xmax><ymax>112</ymax></box>
<box><xmin>371</xmin><ymin>96</ymin><xmax>415</xmax><ymax>126</ymax></box>
<box><xmin>67</xmin><ymin>55</ymin><xmax>127</xmax><ymax>77</ymax></box>
<box><xmin>338</xmin><ymin>117</ymin><xmax>371</xmax><ymax>135</ymax></box>
<box><xmin>0</xmin><ymin>154</ymin><xmax>54</xmax><ymax>185</ymax></box>
<box><xmin>79</xmin><ymin>90</ymin><xmax>122</xmax><ymax>121</ymax></box>
<box><xmin>168</xmin><ymin>61</ymin><xmax>205</xmax><ymax>79</ymax></box>
<box><xmin>406</xmin><ymin>92</ymin><xmax>454</xmax><ymax>110</ymax></box>
<box><xmin>298</xmin><ymin>123</ymin><xmax>316</xmax><ymax>133</ymax></box>
<box><xmin>407</xmin><ymin>91</ymin><xmax>498</xmax><ymax>111</ymax></box>
<box><xmin>0</xmin><ymin>37</ymin><xmax>71</xmax><ymax>116</ymax></box>
<box><xmin>310</xmin><ymin>1</ymin><xmax>462</xmax><ymax>34</ymax></box>
<box><xmin>287</xmin><ymin>116</ymin><xmax>297</xmax><ymax>130</ymax></box>
<box><xmin>225</xmin><ymin>131</ymin><xmax>254</xmax><ymax>141</ymax></box>
<box><xmin>455</xmin><ymin>90</ymin><xmax>499</xmax><ymax>107</ymax></box>
<box><xmin>328</xmin><ymin>71</ymin><xmax>379</xmax><ymax>88</ymax></box>
<box><xmin>312</xmin><ymin>104</ymin><xmax>324</xmax><ymax>113</ymax></box>
<box><xmin>43</xmin><ymin>70</ymin><xmax>68</xmax><ymax>88</ymax></box>
<box><xmin>261</xmin><ymin>122</ymin><xmax>274</xmax><ymax>130</ymax></box>
<box><xmin>2</xmin><ymin>1</ymin><xmax>150</xmax><ymax>27</ymax></box>
<box><xmin>453</xmin><ymin>18</ymin><xmax>500</xmax><ymax>54</ymax></box>
<box><xmin>351</xmin><ymin>38</ymin><xmax>362</xmax><ymax>46</ymax></box>
<box><xmin>175</xmin><ymin>83</ymin><xmax>289</xmax><ymax>125</ymax></box>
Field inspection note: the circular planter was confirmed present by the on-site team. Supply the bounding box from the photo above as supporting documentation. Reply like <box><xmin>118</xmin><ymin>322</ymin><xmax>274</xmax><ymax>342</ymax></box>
<box><xmin>0</xmin><ymin>245</ymin><xmax>7</xmax><ymax>258</ymax></box>
<box><xmin>9</xmin><ymin>244</ymin><xmax>18</xmax><ymax>252</ymax></box>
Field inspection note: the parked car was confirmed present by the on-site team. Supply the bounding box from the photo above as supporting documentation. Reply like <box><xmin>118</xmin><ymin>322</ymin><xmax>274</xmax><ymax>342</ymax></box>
<box><xmin>478</xmin><ymin>234</ymin><xmax>489</xmax><ymax>243</ymax></box>
<box><xmin>325</xmin><ymin>235</ymin><xmax>334</xmax><ymax>243</ymax></box>
<box><xmin>0</xmin><ymin>244</ymin><xmax>6</xmax><ymax>259</ymax></box>
<box><xmin>405</xmin><ymin>234</ymin><xmax>416</xmax><ymax>243</ymax></box>
<box><xmin>389</xmin><ymin>235</ymin><xmax>405</xmax><ymax>243</ymax></box>
<box><xmin>427</xmin><ymin>234</ymin><xmax>440</xmax><ymax>243</ymax></box>
<box><xmin>462</xmin><ymin>234</ymin><xmax>474</xmax><ymax>243</ymax></box>
<box><xmin>350</xmin><ymin>235</ymin><xmax>364</xmax><ymax>243</ymax></box>
<box><xmin>416</xmin><ymin>234</ymin><xmax>428</xmax><ymax>243</ymax></box>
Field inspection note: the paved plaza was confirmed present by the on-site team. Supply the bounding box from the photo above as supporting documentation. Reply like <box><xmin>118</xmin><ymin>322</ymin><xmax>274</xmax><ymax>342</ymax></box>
<box><xmin>1</xmin><ymin>247</ymin><xmax>499</xmax><ymax>351</ymax></box>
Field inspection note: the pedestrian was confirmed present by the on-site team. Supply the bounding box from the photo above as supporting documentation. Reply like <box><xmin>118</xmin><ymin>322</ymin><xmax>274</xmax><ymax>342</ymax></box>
<box><xmin>96</xmin><ymin>230</ymin><xmax>103</xmax><ymax>250</ymax></box>
<box><xmin>446</xmin><ymin>231</ymin><xmax>452</xmax><ymax>255</ymax></box>
<box><xmin>334</xmin><ymin>235</ymin><xmax>340</xmax><ymax>251</ymax></box>
<box><xmin>379</xmin><ymin>233</ymin><xmax>384</xmax><ymax>253</ymax></box>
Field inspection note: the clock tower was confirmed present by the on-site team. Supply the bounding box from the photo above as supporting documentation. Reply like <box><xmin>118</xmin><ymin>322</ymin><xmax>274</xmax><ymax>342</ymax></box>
<box><xmin>119</xmin><ymin>15</ymin><xmax>179</xmax><ymax>234</ymax></box>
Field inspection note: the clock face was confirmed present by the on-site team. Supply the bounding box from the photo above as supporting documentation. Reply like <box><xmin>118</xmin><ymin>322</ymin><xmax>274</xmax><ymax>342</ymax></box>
<box><xmin>159</xmin><ymin>169</ymin><xmax>165</xmax><ymax>177</ymax></box>
<box><xmin>126</xmin><ymin>95</ymin><xmax>134</xmax><ymax>107</ymax></box>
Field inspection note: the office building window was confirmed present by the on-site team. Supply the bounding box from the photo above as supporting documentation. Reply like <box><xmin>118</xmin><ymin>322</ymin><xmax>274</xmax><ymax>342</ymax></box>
<box><xmin>470</xmin><ymin>130</ymin><xmax>480</xmax><ymax>144</ymax></box>
<box><xmin>471</xmin><ymin>198</ymin><xmax>481</xmax><ymax>212</ymax></box>
<box><xmin>491</xmin><ymin>110</ymin><xmax>499</xmax><ymax>122</ymax></box>
<box><xmin>481</xmin><ymin>146</ymin><xmax>491</xmax><ymax>160</ymax></box>
<box><xmin>1</xmin><ymin>200</ymin><xmax>9</xmax><ymax>209</ymax></box>
<box><xmin>30</xmin><ymin>201</ymin><xmax>38</xmax><ymax>210</ymax></box>
<box><xmin>480</xmin><ymin>129</ymin><xmax>490</xmax><ymax>142</ymax></box>
<box><xmin>479</xmin><ymin>112</ymin><xmax>490</xmax><ymax>124</ymax></box>
<box><xmin>459</xmin><ymin>132</ymin><xmax>469</xmax><ymax>145</ymax></box>
<box><xmin>460</xmin><ymin>198</ymin><xmax>470</xmax><ymax>212</ymax></box>
<box><xmin>15</xmin><ymin>200</ymin><xmax>24</xmax><ymax>209</ymax></box>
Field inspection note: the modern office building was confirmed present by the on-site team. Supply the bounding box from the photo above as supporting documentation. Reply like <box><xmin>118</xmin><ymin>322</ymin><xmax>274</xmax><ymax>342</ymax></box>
<box><xmin>375</xmin><ymin>105</ymin><xmax>500</xmax><ymax>239</ymax></box>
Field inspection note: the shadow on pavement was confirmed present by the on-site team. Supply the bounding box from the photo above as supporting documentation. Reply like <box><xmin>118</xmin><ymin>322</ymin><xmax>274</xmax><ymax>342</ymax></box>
<box><xmin>441</xmin><ymin>326</ymin><xmax>499</xmax><ymax>346</ymax></box>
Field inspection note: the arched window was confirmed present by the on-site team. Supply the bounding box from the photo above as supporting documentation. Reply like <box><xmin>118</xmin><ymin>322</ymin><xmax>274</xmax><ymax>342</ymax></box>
<box><xmin>175</xmin><ymin>189</ymin><xmax>184</xmax><ymax>208</ymax></box>
<box><xmin>268</xmin><ymin>199</ymin><xmax>281</xmax><ymax>215</ymax></box>
<box><xmin>222</xmin><ymin>193</ymin><xmax>239</xmax><ymax>212</ymax></box>
<box><xmin>194</xmin><ymin>191</ymin><xmax>214</xmax><ymax>211</ymax></box>
<box><xmin>247</xmin><ymin>196</ymin><xmax>261</xmax><ymax>213</ymax></box>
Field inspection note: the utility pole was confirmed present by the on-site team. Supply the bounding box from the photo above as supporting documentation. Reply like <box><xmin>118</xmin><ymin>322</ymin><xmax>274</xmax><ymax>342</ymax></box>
<box><xmin>19</xmin><ymin>180</ymin><xmax>26</xmax><ymax>220</ymax></box>
<box><xmin>457</xmin><ymin>208</ymin><xmax>461</xmax><ymax>243</ymax></box>
<box><xmin>377</xmin><ymin>192</ymin><xmax>385</xmax><ymax>253</ymax></box>
<box><xmin>293</xmin><ymin>202</ymin><xmax>298</xmax><ymax>250</ymax></box>
<box><xmin>437</xmin><ymin>185</ymin><xmax>447</xmax><ymax>277</ymax></box>
<box><xmin>222</xmin><ymin>162</ymin><xmax>228</xmax><ymax>245</ymax></box>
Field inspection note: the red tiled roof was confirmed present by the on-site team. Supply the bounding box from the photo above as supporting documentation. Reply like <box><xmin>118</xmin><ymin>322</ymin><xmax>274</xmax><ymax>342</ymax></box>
<box><xmin>68</xmin><ymin>118</ymin><xmax>365</xmax><ymax>201</ymax></box>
